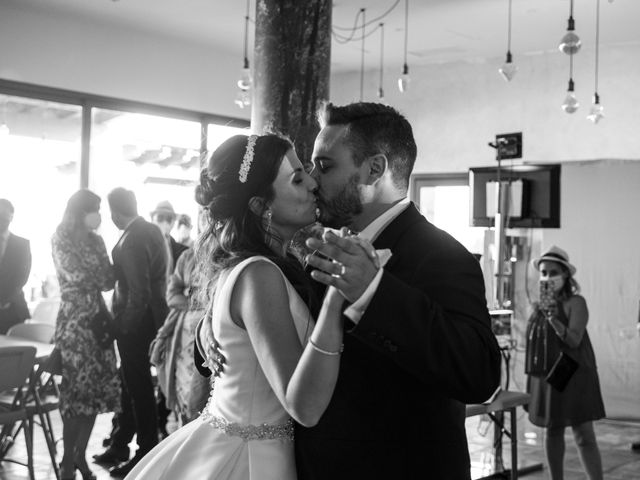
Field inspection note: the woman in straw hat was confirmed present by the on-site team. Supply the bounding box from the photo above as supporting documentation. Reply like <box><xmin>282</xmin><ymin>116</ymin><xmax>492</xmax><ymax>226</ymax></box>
<box><xmin>525</xmin><ymin>246</ymin><xmax>605</xmax><ymax>480</ymax></box>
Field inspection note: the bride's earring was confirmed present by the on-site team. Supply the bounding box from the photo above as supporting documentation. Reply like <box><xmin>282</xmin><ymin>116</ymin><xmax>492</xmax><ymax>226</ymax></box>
<box><xmin>265</xmin><ymin>209</ymin><xmax>273</xmax><ymax>236</ymax></box>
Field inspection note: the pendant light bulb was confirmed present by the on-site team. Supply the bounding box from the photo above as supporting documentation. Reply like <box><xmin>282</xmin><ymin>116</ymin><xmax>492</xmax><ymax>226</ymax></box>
<box><xmin>398</xmin><ymin>64</ymin><xmax>410</xmax><ymax>93</ymax></box>
<box><xmin>587</xmin><ymin>1</ymin><xmax>604</xmax><ymax>123</ymax></box>
<box><xmin>398</xmin><ymin>0</ymin><xmax>410</xmax><ymax>94</ymax></box>
<box><xmin>234</xmin><ymin>89</ymin><xmax>251</xmax><ymax>109</ymax></box>
<box><xmin>587</xmin><ymin>94</ymin><xmax>604</xmax><ymax>123</ymax></box>
<box><xmin>499</xmin><ymin>51</ymin><xmax>517</xmax><ymax>82</ymax></box>
<box><xmin>562</xmin><ymin>79</ymin><xmax>579</xmax><ymax>114</ymax></box>
<box><xmin>237</xmin><ymin>58</ymin><xmax>252</xmax><ymax>91</ymax></box>
<box><xmin>559</xmin><ymin>11</ymin><xmax>581</xmax><ymax>54</ymax></box>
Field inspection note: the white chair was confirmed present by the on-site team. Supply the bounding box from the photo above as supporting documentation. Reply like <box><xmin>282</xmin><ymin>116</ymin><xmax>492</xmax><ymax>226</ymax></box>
<box><xmin>28</xmin><ymin>298</ymin><xmax>60</xmax><ymax>326</ymax></box>
<box><xmin>7</xmin><ymin>322</ymin><xmax>55</xmax><ymax>344</ymax></box>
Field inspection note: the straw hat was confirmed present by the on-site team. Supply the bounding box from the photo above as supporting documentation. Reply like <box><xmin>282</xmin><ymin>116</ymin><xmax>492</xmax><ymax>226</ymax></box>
<box><xmin>532</xmin><ymin>245</ymin><xmax>576</xmax><ymax>276</ymax></box>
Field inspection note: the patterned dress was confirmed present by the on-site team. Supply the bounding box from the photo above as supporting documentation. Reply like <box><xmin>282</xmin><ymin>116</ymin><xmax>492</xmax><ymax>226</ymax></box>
<box><xmin>51</xmin><ymin>228</ymin><xmax>120</xmax><ymax>418</ymax></box>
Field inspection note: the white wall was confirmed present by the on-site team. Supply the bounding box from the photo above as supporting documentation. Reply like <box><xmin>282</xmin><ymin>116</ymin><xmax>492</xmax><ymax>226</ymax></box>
<box><xmin>329</xmin><ymin>45</ymin><xmax>640</xmax><ymax>171</ymax></box>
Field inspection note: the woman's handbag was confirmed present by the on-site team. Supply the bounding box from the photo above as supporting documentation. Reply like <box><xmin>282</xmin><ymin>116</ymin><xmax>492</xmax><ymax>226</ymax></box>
<box><xmin>90</xmin><ymin>294</ymin><xmax>116</xmax><ymax>349</ymax></box>
<box><xmin>545</xmin><ymin>351</ymin><xmax>579</xmax><ymax>392</ymax></box>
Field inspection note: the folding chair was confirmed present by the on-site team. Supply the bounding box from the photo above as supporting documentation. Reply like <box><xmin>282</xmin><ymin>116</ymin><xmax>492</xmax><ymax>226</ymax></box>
<box><xmin>0</xmin><ymin>346</ymin><xmax>37</xmax><ymax>480</ymax></box>
<box><xmin>6</xmin><ymin>323</ymin><xmax>61</xmax><ymax>479</ymax></box>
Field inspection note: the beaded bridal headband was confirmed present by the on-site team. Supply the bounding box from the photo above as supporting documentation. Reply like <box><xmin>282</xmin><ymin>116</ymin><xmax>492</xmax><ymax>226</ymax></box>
<box><xmin>238</xmin><ymin>135</ymin><xmax>258</xmax><ymax>183</ymax></box>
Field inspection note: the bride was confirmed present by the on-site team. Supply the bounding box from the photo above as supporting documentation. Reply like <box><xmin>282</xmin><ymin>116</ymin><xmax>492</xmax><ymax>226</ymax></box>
<box><xmin>126</xmin><ymin>133</ymin><xmax>356</xmax><ymax>479</ymax></box>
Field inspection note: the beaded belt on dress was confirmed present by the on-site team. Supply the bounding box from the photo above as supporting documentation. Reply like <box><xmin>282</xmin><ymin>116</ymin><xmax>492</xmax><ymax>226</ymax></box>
<box><xmin>200</xmin><ymin>411</ymin><xmax>294</xmax><ymax>442</ymax></box>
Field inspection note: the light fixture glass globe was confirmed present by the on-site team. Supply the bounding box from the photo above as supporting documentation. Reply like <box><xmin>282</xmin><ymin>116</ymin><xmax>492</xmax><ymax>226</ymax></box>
<box><xmin>562</xmin><ymin>91</ymin><xmax>579</xmax><ymax>114</ymax></box>
<box><xmin>237</xmin><ymin>67</ymin><xmax>252</xmax><ymax>90</ymax></box>
<box><xmin>587</xmin><ymin>96</ymin><xmax>604</xmax><ymax>123</ymax></box>
<box><xmin>0</xmin><ymin>123</ymin><xmax>9</xmax><ymax>136</ymax></box>
<box><xmin>397</xmin><ymin>64</ymin><xmax>410</xmax><ymax>93</ymax></box>
<box><xmin>234</xmin><ymin>89</ymin><xmax>251</xmax><ymax>109</ymax></box>
<box><xmin>499</xmin><ymin>53</ymin><xmax>517</xmax><ymax>82</ymax></box>
<box><xmin>559</xmin><ymin>31</ymin><xmax>581</xmax><ymax>55</ymax></box>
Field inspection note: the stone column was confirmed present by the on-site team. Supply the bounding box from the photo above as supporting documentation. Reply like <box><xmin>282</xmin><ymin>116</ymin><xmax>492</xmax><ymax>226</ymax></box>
<box><xmin>252</xmin><ymin>0</ymin><xmax>332</xmax><ymax>164</ymax></box>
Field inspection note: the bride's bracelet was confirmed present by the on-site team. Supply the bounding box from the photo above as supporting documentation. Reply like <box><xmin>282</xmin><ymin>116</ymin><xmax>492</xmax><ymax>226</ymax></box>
<box><xmin>308</xmin><ymin>338</ymin><xmax>344</xmax><ymax>356</ymax></box>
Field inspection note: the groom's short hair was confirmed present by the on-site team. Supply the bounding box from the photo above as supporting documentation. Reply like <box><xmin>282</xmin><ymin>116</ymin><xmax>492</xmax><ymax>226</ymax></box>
<box><xmin>317</xmin><ymin>102</ymin><xmax>417</xmax><ymax>191</ymax></box>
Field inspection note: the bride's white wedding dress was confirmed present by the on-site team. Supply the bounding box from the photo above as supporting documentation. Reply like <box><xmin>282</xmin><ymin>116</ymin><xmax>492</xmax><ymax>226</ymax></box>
<box><xmin>126</xmin><ymin>256</ymin><xmax>313</xmax><ymax>480</ymax></box>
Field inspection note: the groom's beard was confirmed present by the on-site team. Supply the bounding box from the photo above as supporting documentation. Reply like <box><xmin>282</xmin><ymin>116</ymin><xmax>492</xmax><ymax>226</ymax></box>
<box><xmin>318</xmin><ymin>172</ymin><xmax>363</xmax><ymax>229</ymax></box>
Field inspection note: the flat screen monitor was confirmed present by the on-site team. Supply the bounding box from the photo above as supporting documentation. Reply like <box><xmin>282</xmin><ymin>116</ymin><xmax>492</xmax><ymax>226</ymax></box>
<box><xmin>469</xmin><ymin>163</ymin><xmax>561</xmax><ymax>228</ymax></box>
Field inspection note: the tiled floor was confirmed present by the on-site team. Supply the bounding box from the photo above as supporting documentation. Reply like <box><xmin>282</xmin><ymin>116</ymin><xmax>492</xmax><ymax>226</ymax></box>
<box><xmin>1</xmin><ymin>409</ymin><xmax>640</xmax><ymax>479</ymax></box>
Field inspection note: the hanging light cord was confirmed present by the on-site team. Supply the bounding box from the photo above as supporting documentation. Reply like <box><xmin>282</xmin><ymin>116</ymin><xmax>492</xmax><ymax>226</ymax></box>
<box><xmin>332</xmin><ymin>0</ymin><xmax>400</xmax><ymax>42</ymax></box>
<box><xmin>379</xmin><ymin>23</ymin><xmax>385</xmax><ymax>93</ymax></box>
<box><xmin>360</xmin><ymin>9</ymin><xmax>366</xmax><ymax>101</ymax></box>
<box><xmin>594</xmin><ymin>0</ymin><xmax>600</xmax><ymax>94</ymax></box>
<box><xmin>568</xmin><ymin>49</ymin><xmax>575</xmax><ymax>93</ymax></box>
<box><xmin>506</xmin><ymin>0</ymin><xmax>512</xmax><ymax>54</ymax></box>
<box><xmin>402</xmin><ymin>0</ymin><xmax>409</xmax><ymax>67</ymax></box>
<box><xmin>242</xmin><ymin>0</ymin><xmax>250</xmax><ymax>67</ymax></box>
<box><xmin>568</xmin><ymin>0</ymin><xmax>575</xmax><ymax>30</ymax></box>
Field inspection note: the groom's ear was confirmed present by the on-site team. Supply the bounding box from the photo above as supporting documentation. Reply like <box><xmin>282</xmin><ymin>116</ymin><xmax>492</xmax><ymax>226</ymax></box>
<box><xmin>248</xmin><ymin>196</ymin><xmax>266</xmax><ymax>217</ymax></box>
<box><xmin>363</xmin><ymin>154</ymin><xmax>387</xmax><ymax>185</ymax></box>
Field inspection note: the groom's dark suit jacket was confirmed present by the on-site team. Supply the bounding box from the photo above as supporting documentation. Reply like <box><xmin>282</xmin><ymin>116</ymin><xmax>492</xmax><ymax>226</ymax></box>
<box><xmin>295</xmin><ymin>203</ymin><xmax>502</xmax><ymax>480</ymax></box>
<box><xmin>0</xmin><ymin>233</ymin><xmax>31</xmax><ymax>333</ymax></box>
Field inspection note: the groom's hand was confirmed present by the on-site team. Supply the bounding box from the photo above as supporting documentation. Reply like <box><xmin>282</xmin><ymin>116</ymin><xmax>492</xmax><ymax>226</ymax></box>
<box><xmin>196</xmin><ymin>314</ymin><xmax>226</xmax><ymax>377</ymax></box>
<box><xmin>305</xmin><ymin>229</ymin><xmax>379</xmax><ymax>303</ymax></box>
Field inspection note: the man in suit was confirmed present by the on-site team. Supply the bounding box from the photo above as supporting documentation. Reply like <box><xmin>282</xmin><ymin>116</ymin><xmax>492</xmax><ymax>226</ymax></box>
<box><xmin>0</xmin><ymin>199</ymin><xmax>31</xmax><ymax>334</ymax></box>
<box><xmin>98</xmin><ymin>188</ymin><xmax>169</xmax><ymax>477</ymax></box>
<box><xmin>298</xmin><ymin>102</ymin><xmax>502</xmax><ymax>479</ymax></box>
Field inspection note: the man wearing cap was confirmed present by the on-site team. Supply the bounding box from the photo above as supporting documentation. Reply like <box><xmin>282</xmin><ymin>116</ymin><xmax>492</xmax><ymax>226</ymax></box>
<box><xmin>150</xmin><ymin>201</ymin><xmax>188</xmax><ymax>280</ymax></box>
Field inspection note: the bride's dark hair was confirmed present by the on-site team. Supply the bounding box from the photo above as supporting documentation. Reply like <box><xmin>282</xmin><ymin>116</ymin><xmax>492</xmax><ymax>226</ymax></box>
<box><xmin>195</xmin><ymin>134</ymin><xmax>319</xmax><ymax>316</ymax></box>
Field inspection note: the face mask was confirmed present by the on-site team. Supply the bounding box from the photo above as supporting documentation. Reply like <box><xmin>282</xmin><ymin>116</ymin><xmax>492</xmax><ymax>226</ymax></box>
<box><xmin>157</xmin><ymin>221</ymin><xmax>172</xmax><ymax>237</ymax></box>
<box><xmin>84</xmin><ymin>212</ymin><xmax>101</xmax><ymax>230</ymax></box>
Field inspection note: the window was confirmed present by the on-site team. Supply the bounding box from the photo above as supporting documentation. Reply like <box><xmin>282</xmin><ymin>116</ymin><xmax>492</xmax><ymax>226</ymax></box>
<box><xmin>0</xmin><ymin>79</ymin><xmax>248</xmax><ymax>304</ymax></box>
<box><xmin>411</xmin><ymin>173</ymin><xmax>485</xmax><ymax>256</ymax></box>
<box><xmin>0</xmin><ymin>93</ymin><xmax>82</xmax><ymax>300</ymax></box>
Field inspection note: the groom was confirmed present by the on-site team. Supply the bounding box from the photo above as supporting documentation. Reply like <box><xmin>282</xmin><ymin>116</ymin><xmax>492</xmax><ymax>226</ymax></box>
<box><xmin>298</xmin><ymin>101</ymin><xmax>501</xmax><ymax>479</ymax></box>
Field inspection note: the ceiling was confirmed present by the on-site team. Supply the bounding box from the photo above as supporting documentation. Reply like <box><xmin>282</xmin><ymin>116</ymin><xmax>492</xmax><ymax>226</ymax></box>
<box><xmin>9</xmin><ymin>0</ymin><xmax>640</xmax><ymax>73</ymax></box>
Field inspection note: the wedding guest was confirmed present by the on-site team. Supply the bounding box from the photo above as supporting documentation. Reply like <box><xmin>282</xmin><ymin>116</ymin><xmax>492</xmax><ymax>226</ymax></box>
<box><xmin>150</xmin><ymin>247</ymin><xmax>209</xmax><ymax>423</ymax></box>
<box><xmin>98</xmin><ymin>188</ymin><xmax>169</xmax><ymax>477</ymax></box>
<box><xmin>52</xmin><ymin>190</ymin><xmax>120</xmax><ymax>480</ymax></box>
<box><xmin>525</xmin><ymin>246</ymin><xmax>605</xmax><ymax>480</ymax></box>
<box><xmin>175</xmin><ymin>214</ymin><xmax>194</xmax><ymax>248</ymax></box>
<box><xmin>0</xmin><ymin>199</ymin><xmax>31</xmax><ymax>334</ymax></box>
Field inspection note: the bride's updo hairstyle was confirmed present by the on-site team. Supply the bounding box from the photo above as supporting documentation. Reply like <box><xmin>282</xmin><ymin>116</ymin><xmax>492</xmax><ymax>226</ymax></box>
<box><xmin>195</xmin><ymin>133</ymin><xmax>319</xmax><ymax>310</ymax></box>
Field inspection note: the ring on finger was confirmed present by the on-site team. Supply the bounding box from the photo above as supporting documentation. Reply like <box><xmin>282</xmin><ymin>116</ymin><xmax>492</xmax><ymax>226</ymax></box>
<box><xmin>332</xmin><ymin>262</ymin><xmax>346</xmax><ymax>278</ymax></box>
